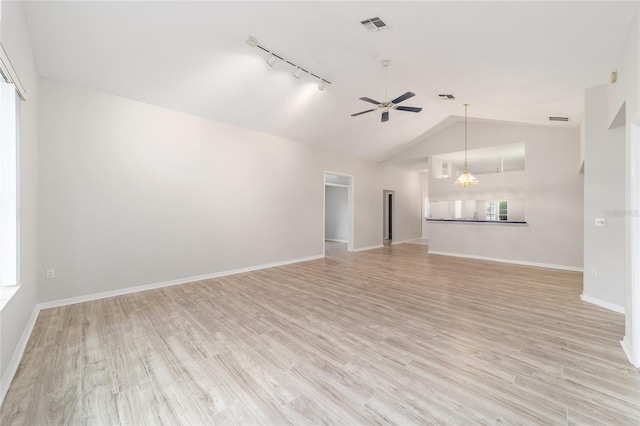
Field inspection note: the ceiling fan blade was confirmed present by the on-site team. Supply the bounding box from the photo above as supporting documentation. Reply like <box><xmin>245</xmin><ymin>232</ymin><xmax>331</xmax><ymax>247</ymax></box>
<box><xmin>395</xmin><ymin>106</ymin><xmax>422</xmax><ymax>113</ymax></box>
<box><xmin>351</xmin><ymin>109</ymin><xmax>376</xmax><ymax>117</ymax></box>
<box><xmin>359</xmin><ymin>97</ymin><xmax>381</xmax><ymax>105</ymax></box>
<box><xmin>381</xmin><ymin>111</ymin><xmax>389</xmax><ymax>122</ymax></box>
<box><xmin>391</xmin><ymin>92</ymin><xmax>415</xmax><ymax>104</ymax></box>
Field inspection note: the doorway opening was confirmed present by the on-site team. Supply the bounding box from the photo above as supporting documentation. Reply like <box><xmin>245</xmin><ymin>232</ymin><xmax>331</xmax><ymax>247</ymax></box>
<box><xmin>324</xmin><ymin>171</ymin><xmax>354</xmax><ymax>256</ymax></box>
<box><xmin>383</xmin><ymin>190</ymin><xmax>395</xmax><ymax>244</ymax></box>
<box><xmin>422</xmin><ymin>193</ymin><xmax>429</xmax><ymax>239</ymax></box>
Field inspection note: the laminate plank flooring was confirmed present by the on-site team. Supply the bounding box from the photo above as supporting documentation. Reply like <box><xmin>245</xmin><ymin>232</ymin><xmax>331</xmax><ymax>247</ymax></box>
<box><xmin>2</xmin><ymin>242</ymin><xmax>639</xmax><ymax>425</ymax></box>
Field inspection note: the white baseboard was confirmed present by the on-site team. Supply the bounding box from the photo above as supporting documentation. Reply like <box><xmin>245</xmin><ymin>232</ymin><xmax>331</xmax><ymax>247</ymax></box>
<box><xmin>353</xmin><ymin>244</ymin><xmax>384</xmax><ymax>252</ymax></box>
<box><xmin>621</xmin><ymin>336</ymin><xmax>636</xmax><ymax>367</ymax></box>
<box><xmin>324</xmin><ymin>239</ymin><xmax>348</xmax><ymax>243</ymax></box>
<box><xmin>37</xmin><ymin>254</ymin><xmax>324</xmax><ymax>310</ymax></box>
<box><xmin>581</xmin><ymin>294</ymin><xmax>625</xmax><ymax>314</ymax></box>
<box><xmin>1</xmin><ymin>306</ymin><xmax>40</xmax><ymax>405</ymax></box>
<box><xmin>428</xmin><ymin>251</ymin><xmax>584</xmax><ymax>272</ymax></box>
<box><xmin>393</xmin><ymin>238</ymin><xmax>428</xmax><ymax>246</ymax></box>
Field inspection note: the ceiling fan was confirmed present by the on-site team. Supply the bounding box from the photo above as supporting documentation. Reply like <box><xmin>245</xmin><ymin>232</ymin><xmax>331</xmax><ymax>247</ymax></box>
<box><xmin>351</xmin><ymin>60</ymin><xmax>422</xmax><ymax>123</ymax></box>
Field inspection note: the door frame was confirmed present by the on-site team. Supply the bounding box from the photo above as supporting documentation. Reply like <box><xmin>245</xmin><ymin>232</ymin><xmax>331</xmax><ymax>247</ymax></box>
<box><xmin>323</xmin><ymin>171</ymin><xmax>354</xmax><ymax>255</ymax></box>
<box><xmin>383</xmin><ymin>189</ymin><xmax>395</xmax><ymax>242</ymax></box>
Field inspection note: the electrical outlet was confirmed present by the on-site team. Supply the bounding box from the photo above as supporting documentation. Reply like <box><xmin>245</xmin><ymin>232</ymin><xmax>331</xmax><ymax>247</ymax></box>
<box><xmin>591</xmin><ymin>267</ymin><xmax>598</xmax><ymax>277</ymax></box>
<box><xmin>45</xmin><ymin>269</ymin><xmax>55</xmax><ymax>279</ymax></box>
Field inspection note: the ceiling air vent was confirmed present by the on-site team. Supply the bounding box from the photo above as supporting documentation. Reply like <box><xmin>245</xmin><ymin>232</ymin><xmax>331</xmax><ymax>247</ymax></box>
<box><xmin>549</xmin><ymin>116</ymin><xmax>570</xmax><ymax>122</ymax></box>
<box><xmin>439</xmin><ymin>94</ymin><xmax>456</xmax><ymax>100</ymax></box>
<box><xmin>361</xmin><ymin>17</ymin><xmax>389</xmax><ymax>32</ymax></box>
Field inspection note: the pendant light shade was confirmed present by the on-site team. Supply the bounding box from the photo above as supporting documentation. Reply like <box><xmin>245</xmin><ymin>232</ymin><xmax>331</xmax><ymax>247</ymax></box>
<box><xmin>455</xmin><ymin>171</ymin><xmax>478</xmax><ymax>187</ymax></box>
<box><xmin>455</xmin><ymin>104</ymin><xmax>479</xmax><ymax>187</ymax></box>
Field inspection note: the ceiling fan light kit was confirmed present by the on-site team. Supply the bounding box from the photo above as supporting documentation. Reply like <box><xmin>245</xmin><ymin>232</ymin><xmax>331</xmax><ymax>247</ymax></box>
<box><xmin>351</xmin><ymin>60</ymin><xmax>423</xmax><ymax>123</ymax></box>
<box><xmin>455</xmin><ymin>103</ymin><xmax>479</xmax><ymax>187</ymax></box>
<box><xmin>246</xmin><ymin>35</ymin><xmax>331</xmax><ymax>91</ymax></box>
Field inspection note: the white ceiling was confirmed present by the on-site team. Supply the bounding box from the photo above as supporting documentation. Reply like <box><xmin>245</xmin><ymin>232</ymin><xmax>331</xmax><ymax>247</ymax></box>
<box><xmin>23</xmin><ymin>1</ymin><xmax>638</xmax><ymax>163</ymax></box>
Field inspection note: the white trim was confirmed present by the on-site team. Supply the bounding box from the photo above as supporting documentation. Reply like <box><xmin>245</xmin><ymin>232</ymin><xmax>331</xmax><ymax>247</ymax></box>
<box><xmin>428</xmin><ymin>251</ymin><xmax>583</xmax><ymax>272</ymax></box>
<box><xmin>37</xmin><ymin>254</ymin><xmax>323</xmax><ymax>310</ymax></box>
<box><xmin>396</xmin><ymin>238</ymin><xmax>429</xmax><ymax>246</ymax></box>
<box><xmin>391</xmin><ymin>238</ymin><xmax>426</xmax><ymax>245</ymax></box>
<box><xmin>324</xmin><ymin>238</ymin><xmax>348</xmax><ymax>243</ymax></box>
<box><xmin>580</xmin><ymin>294</ymin><xmax>625</xmax><ymax>314</ymax></box>
<box><xmin>621</xmin><ymin>336</ymin><xmax>637</xmax><ymax>367</ymax></box>
<box><xmin>353</xmin><ymin>244</ymin><xmax>384</xmax><ymax>252</ymax></box>
<box><xmin>629</xmin><ymin>123</ymin><xmax>640</xmax><ymax>368</ymax></box>
<box><xmin>0</xmin><ymin>282</ymin><xmax>21</xmax><ymax>312</ymax></box>
<box><xmin>0</xmin><ymin>43</ymin><xmax>26</xmax><ymax>100</ymax></box>
<box><xmin>323</xmin><ymin>171</ymin><xmax>355</xmax><ymax>254</ymax></box>
<box><xmin>1</xmin><ymin>306</ymin><xmax>39</xmax><ymax>404</ymax></box>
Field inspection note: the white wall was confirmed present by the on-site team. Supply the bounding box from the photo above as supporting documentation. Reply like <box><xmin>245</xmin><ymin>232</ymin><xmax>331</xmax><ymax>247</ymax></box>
<box><xmin>605</xmin><ymin>3</ymin><xmax>640</xmax><ymax>366</ymax></box>
<box><xmin>0</xmin><ymin>0</ymin><xmax>39</xmax><ymax>398</ymax></box>
<box><xmin>394</xmin><ymin>121</ymin><xmax>583</xmax><ymax>269</ymax></box>
<box><xmin>420</xmin><ymin>172</ymin><xmax>428</xmax><ymax>239</ymax></box>
<box><xmin>37</xmin><ymin>78</ymin><xmax>423</xmax><ymax>303</ymax></box>
<box><xmin>324</xmin><ymin>185</ymin><xmax>348</xmax><ymax>242</ymax></box>
<box><xmin>583</xmin><ymin>84</ymin><xmax>626</xmax><ymax>311</ymax></box>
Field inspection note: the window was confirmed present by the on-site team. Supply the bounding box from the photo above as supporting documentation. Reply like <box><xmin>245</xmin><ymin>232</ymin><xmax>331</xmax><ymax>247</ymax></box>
<box><xmin>498</xmin><ymin>201</ymin><xmax>508</xmax><ymax>221</ymax></box>
<box><xmin>0</xmin><ymin>80</ymin><xmax>19</xmax><ymax>287</ymax></box>
<box><xmin>486</xmin><ymin>200</ymin><xmax>508</xmax><ymax>221</ymax></box>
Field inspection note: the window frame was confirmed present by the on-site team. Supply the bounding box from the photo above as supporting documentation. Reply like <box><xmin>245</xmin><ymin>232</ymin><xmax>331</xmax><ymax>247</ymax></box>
<box><xmin>0</xmin><ymin>77</ymin><xmax>20</xmax><ymax>287</ymax></box>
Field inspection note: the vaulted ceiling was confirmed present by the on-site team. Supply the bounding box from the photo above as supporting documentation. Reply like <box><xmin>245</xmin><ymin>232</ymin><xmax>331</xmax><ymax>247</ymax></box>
<box><xmin>23</xmin><ymin>1</ymin><xmax>637</xmax><ymax>162</ymax></box>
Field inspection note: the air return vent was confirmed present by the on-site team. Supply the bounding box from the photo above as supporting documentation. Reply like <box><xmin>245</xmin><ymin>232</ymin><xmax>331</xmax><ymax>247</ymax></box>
<box><xmin>549</xmin><ymin>116</ymin><xmax>570</xmax><ymax>122</ymax></box>
<box><xmin>439</xmin><ymin>94</ymin><xmax>456</xmax><ymax>100</ymax></box>
<box><xmin>361</xmin><ymin>17</ymin><xmax>389</xmax><ymax>31</ymax></box>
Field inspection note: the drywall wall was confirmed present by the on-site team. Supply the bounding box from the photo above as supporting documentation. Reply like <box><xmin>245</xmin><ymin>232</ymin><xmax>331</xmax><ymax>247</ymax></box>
<box><xmin>420</xmin><ymin>172</ymin><xmax>428</xmax><ymax>239</ymax></box>
<box><xmin>37</xmin><ymin>78</ymin><xmax>422</xmax><ymax>303</ymax></box>
<box><xmin>607</xmin><ymin>3</ymin><xmax>640</xmax><ymax>366</ymax></box>
<box><xmin>324</xmin><ymin>185</ymin><xmax>348</xmax><ymax>242</ymax></box>
<box><xmin>0</xmin><ymin>0</ymin><xmax>39</xmax><ymax>398</ymax></box>
<box><xmin>583</xmin><ymin>84</ymin><xmax>625</xmax><ymax>311</ymax></box>
<box><xmin>394</xmin><ymin>121</ymin><xmax>583</xmax><ymax>269</ymax></box>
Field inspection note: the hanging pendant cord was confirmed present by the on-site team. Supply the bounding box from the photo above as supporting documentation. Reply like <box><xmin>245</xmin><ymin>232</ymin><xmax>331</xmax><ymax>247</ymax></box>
<box><xmin>464</xmin><ymin>103</ymin><xmax>468</xmax><ymax>171</ymax></box>
<box><xmin>384</xmin><ymin>64</ymin><xmax>388</xmax><ymax>100</ymax></box>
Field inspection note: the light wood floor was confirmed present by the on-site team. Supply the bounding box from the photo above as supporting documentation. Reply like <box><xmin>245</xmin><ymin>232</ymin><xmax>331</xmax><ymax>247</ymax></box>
<box><xmin>2</xmin><ymin>243</ymin><xmax>639</xmax><ymax>425</ymax></box>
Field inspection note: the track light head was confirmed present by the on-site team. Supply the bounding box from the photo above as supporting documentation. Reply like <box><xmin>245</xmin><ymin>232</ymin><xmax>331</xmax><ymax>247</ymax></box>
<box><xmin>248</xmin><ymin>36</ymin><xmax>330</xmax><ymax>87</ymax></box>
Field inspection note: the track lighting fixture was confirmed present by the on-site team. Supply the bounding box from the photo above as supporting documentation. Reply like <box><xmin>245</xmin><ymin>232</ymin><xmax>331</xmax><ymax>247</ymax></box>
<box><xmin>246</xmin><ymin>35</ymin><xmax>331</xmax><ymax>89</ymax></box>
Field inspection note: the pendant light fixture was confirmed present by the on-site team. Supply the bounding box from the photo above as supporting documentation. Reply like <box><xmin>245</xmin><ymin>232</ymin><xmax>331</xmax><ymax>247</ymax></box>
<box><xmin>455</xmin><ymin>104</ymin><xmax>479</xmax><ymax>187</ymax></box>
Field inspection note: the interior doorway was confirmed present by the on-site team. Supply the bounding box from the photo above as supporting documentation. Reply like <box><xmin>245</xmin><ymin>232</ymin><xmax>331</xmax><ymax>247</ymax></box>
<box><xmin>324</xmin><ymin>171</ymin><xmax>354</xmax><ymax>255</ymax></box>
<box><xmin>383</xmin><ymin>190</ymin><xmax>395</xmax><ymax>242</ymax></box>
<box><xmin>422</xmin><ymin>193</ymin><xmax>429</xmax><ymax>239</ymax></box>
